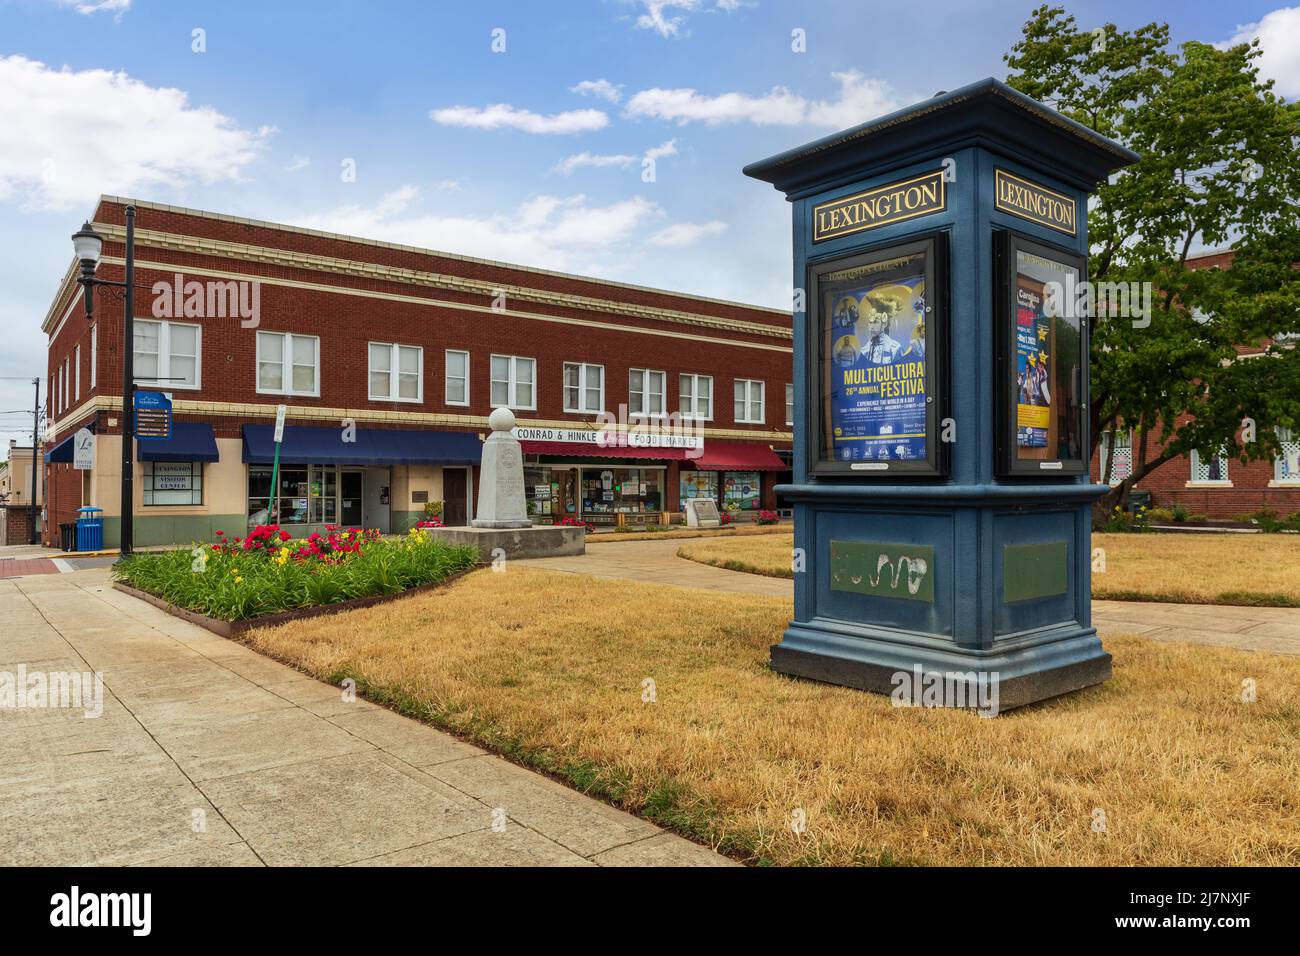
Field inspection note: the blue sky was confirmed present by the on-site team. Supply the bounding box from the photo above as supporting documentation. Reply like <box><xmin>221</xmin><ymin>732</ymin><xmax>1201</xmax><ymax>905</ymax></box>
<box><xmin>1</xmin><ymin>0</ymin><xmax>1297</xmax><ymax>444</ymax></box>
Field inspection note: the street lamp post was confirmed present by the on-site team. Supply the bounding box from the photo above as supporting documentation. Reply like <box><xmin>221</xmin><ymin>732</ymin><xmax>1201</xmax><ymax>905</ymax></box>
<box><xmin>72</xmin><ymin>205</ymin><xmax>136</xmax><ymax>555</ymax></box>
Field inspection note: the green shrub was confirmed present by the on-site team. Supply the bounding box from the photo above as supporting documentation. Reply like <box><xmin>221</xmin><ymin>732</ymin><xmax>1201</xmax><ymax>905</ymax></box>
<box><xmin>1239</xmin><ymin>509</ymin><xmax>1287</xmax><ymax>532</ymax></box>
<box><xmin>1187</xmin><ymin>513</ymin><xmax>1210</xmax><ymax>526</ymax></box>
<box><xmin>1146</xmin><ymin>507</ymin><xmax>1175</xmax><ymax>523</ymax></box>
<box><xmin>1171</xmin><ymin>504</ymin><xmax>1191</xmax><ymax>523</ymax></box>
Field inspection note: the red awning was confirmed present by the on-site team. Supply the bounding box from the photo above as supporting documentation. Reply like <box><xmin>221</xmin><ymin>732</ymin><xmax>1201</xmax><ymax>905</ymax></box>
<box><xmin>520</xmin><ymin>441</ymin><xmax>689</xmax><ymax>460</ymax></box>
<box><xmin>688</xmin><ymin>442</ymin><xmax>788</xmax><ymax>471</ymax></box>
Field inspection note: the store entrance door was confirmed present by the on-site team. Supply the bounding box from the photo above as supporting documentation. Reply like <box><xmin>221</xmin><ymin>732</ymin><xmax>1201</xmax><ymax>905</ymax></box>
<box><xmin>340</xmin><ymin>471</ymin><xmax>363</xmax><ymax>526</ymax></box>
<box><xmin>363</xmin><ymin>467</ymin><xmax>391</xmax><ymax>533</ymax></box>
<box><xmin>443</xmin><ymin>468</ymin><xmax>468</xmax><ymax>525</ymax></box>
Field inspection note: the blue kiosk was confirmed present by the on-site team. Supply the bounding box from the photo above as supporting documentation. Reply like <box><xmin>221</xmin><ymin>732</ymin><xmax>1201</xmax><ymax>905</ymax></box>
<box><xmin>745</xmin><ymin>79</ymin><xmax>1139</xmax><ymax>710</ymax></box>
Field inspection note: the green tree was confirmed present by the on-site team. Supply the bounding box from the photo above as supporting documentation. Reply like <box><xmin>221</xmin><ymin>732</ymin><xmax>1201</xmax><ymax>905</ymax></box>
<box><xmin>1005</xmin><ymin>5</ymin><xmax>1300</xmax><ymax>514</ymax></box>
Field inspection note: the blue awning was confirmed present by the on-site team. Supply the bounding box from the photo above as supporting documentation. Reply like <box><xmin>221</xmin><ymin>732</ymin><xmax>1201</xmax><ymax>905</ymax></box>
<box><xmin>45</xmin><ymin>434</ymin><xmax>75</xmax><ymax>463</ymax></box>
<box><xmin>241</xmin><ymin>425</ymin><xmax>481</xmax><ymax>466</ymax></box>
<box><xmin>138</xmin><ymin>422</ymin><xmax>220</xmax><ymax>462</ymax></box>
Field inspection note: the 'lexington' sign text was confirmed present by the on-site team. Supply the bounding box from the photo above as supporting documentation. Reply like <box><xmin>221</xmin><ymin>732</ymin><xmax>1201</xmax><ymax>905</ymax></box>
<box><xmin>813</xmin><ymin>170</ymin><xmax>946</xmax><ymax>243</ymax></box>
<box><xmin>994</xmin><ymin>169</ymin><xmax>1077</xmax><ymax>235</ymax></box>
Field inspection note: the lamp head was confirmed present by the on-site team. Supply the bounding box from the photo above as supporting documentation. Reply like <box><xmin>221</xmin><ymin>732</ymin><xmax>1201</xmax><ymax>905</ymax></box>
<box><xmin>71</xmin><ymin>221</ymin><xmax>102</xmax><ymax>322</ymax></box>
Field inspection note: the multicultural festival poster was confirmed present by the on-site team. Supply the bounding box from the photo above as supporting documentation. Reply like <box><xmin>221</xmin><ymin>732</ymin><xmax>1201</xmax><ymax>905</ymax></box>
<box><xmin>1015</xmin><ymin>274</ymin><xmax>1053</xmax><ymax>454</ymax></box>
<box><xmin>822</xmin><ymin>251</ymin><xmax>929</xmax><ymax>463</ymax></box>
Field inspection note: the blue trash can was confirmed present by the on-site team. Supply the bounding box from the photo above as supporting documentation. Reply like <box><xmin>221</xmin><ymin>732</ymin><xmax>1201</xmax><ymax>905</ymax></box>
<box><xmin>76</xmin><ymin>507</ymin><xmax>104</xmax><ymax>552</ymax></box>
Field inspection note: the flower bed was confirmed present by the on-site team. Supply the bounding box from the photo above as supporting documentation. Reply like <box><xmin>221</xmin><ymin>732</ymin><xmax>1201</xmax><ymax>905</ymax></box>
<box><xmin>113</xmin><ymin>524</ymin><xmax>479</xmax><ymax>621</ymax></box>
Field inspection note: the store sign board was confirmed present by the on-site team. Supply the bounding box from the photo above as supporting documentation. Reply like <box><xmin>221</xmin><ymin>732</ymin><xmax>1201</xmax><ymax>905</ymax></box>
<box><xmin>512</xmin><ymin>427</ymin><xmax>702</xmax><ymax>450</ymax></box>
<box><xmin>813</xmin><ymin>170</ymin><xmax>946</xmax><ymax>243</ymax></box>
<box><xmin>151</xmin><ymin>461</ymin><xmax>195</xmax><ymax>491</ymax></box>
<box><xmin>133</xmin><ymin>390</ymin><xmax>172</xmax><ymax>439</ymax></box>
<box><xmin>994</xmin><ymin>169</ymin><xmax>1077</xmax><ymax>235</ymax></box>
<box><xmin>73</xmin><ymin>428</ymin><xmax>94</xmax><ymax>470</ymax></box>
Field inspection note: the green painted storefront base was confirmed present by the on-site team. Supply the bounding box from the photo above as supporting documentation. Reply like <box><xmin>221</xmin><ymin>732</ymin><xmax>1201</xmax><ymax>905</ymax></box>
<box><xmin>94</xmin><ymin>511</ymin><xmax>428</xmax><ymax>549</ymax></box>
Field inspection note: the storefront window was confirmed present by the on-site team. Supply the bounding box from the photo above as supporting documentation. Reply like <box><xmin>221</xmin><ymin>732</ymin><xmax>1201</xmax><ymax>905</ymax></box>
<box><xmin>143</xmin><ymin>461</ymin><xmax>203</xmax><ymax>506</ymax></box>
<box><xmin>248</xmin><ymin>464</ymin><xmax>338</xmax><ymax>527</ymax></box>
<box><xmin>580</xmin><ymin>467</ymin><xmax>663</xmax><ymax>524</ymax></box>
<box><xmin>679</xmin><ymin>471</ymin><xmax>718</xmax><ymax>512</ymax></box>
<box><xmin>722</xmin><ymin>471</ymin><xmax>761</xmax><ymax>511</ymax></box>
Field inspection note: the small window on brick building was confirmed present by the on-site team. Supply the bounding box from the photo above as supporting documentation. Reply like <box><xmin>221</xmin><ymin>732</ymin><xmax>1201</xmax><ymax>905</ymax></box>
<box><xmin>445</xmin><ymin>350</ymin><xmax>469</xmax><ymax>406</ymax></box>
<box><xmin>564</xmin><ymin>362</ymin><xmax>605</xmax><ymax>414</ymax></box>
<box><xmin>1099</xmin><ymin>429</ymin><xmax>1133</xmax><ymax>485</ymax></box>
<box><xmin>1274</xmin><ymin>428</ymin><xmax>1300</xmax><ymax>484</ymax></box>
<box><xmin>1189</xmin><ymin>447</ymin><xmax>1230</xmax><ymax>485</ymax></box>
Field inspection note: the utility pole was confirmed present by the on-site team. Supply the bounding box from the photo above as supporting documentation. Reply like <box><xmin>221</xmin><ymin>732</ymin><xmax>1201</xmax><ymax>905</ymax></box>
<box><xmin>29</xmin><ymin>377</ymin><xmax>39</xmax><ymax>545</ymax></box>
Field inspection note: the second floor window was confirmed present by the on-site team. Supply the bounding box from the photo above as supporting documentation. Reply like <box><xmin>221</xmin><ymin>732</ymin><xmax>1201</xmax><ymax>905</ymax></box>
<box><xmin>135</xmin><ymin>319</ymin><xmax>200</xmax><ymax>390</ymax></box>
<box><xmin>491</xmin><ymin>354</ymin><xmax>536</xmax><ymax>410</ymax></box>
<box><xmin>734</xmin><ymin>379</ymin><xmax>765</xmax><ymax>424</ymax></box>
<box><xmin>445</xmin><ymin>350</ymin><xmax>469</xmax><ymax>406</ymax></box>
<box><xmin>564</xmin><ymin>362</ymin><xmax>605</xmax><ymax>414</ymax></box>
<box><xmin>257</xmin><ymin>331</ymin><xmax>319</xmax><ymax>397</ymax></box>
<box><xmin>369</xmin><ymin>342</ymin><xmax>422</xmax><ymax>402</ymax></box>
<box><xmin>785</xmin><ymin>383</ymin><xmax>794</xmax><ymax>426</ymax></box>
<box><xmin>679</xmin><ymin>373</ymin><xmax>712</xmax><ymax>420</ymax></box>
<box><xmin>629</xmin><ymin>368</ymin><xmax>664</xmax><ymax>416</ymax></box>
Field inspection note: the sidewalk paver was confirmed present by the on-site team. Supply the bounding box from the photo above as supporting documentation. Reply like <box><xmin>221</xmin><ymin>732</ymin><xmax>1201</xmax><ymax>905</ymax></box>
<box><xmin>0</xmin><ymin>568</ymin><xmax>735</xmax><ymax>867</ymax></box>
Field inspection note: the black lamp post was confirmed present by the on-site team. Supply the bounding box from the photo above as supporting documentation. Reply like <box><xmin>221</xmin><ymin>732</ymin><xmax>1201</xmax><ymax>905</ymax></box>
<box><xmin>72</xmin><ymin>205</ymin><xmax>136</xmax><ymax>556</ymax></box>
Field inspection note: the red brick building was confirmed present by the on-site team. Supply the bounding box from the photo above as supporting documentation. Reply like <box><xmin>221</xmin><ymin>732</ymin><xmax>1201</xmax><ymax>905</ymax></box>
<box><xmin>41</xmin><ymin>196</ymin><xmax>793</xmax><ymax>548</ymax></box>
<box><xmin>1089</xmin><ymin>248</ymin><xmax>1300</xmax><ymax>518</ymax></box>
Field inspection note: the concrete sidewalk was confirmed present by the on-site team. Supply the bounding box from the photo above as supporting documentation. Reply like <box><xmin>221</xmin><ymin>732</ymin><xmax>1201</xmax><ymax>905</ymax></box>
<box><xmin>0</xmin><ymin>568</ymin><xmax>734</xmax><ymax>867</ymax></box>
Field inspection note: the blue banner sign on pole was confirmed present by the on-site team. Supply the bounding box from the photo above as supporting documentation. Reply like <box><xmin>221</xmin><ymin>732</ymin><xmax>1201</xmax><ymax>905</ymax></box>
<box><xmin>133</xmin><ymin>390</ymin><xmax>172</xmax><ymax>439</ymax></box>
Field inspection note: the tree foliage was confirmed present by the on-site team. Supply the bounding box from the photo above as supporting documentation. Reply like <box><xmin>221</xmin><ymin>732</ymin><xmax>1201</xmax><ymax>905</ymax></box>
<box><xmin>1005</xmin><ymin>5</ymin><xmax>1300</xmax><ymax>506</ymax></box>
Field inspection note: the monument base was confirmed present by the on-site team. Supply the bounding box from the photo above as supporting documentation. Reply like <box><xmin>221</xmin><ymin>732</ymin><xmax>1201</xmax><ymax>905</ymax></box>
<box><xmin>429</xmin><ymin>525</ymin><xmax>585</xmax><ymax>561</ymax></box>
<box><xmin>770</xmin><ymin>621</ymin><xmax>1111</xmax><ymax>713</ymax></box>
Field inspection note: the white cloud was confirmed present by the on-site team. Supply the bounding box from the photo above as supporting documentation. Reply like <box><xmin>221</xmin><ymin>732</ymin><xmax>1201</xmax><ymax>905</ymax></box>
<box><xmin>552</xmin><ymin>139</ymin><xmax>678</xmax><ymax>176</ymax></box>
<box><xmin>625</xmin><ymin>70</ymin><xmax>900</xmax><ymax>127</ymax></box>
<box><xmin>298</xmin><ymin>186</ymin><xmax>661</xmax><ymax>272</ymax></box>
<box><xmin>632</xmin><ymin>1</ymin><xmax>741</xmax><ymax>38</ymax></box>
<box><xmin>0</xmin><ymin>54</ymin><xmax>269</xmax><ymax>211</ymax></box>
<box><xmin>1217</xmin><ymin>7</ymin><xmax>1300</xmax><ymax>98</ymax></box>
<box><xmin>570</xmin><ymin>79</ymin><xmax>624</xmax><ymax>104</ymax></box>
<box><xmin>805</xmin><ymin>72</ymin><xmax>902</xmax><ymax>129</ymax></box>
<box><xmin>429</xmin><ymin>103</ymin><xmax>607</xmax><ymax>134</ymax></box>
<box><xmin>643</xmin><ymin>138</ymin><xmax>678</xmax><ymax>161</ymax></box>
<box><xmin>626</xmin><ymin>85</ymin><xmax>804</xmax><ymax>125</ymax></box>
<box><xmin>57</xmin><ymin>0</ymin><xmax>130</xmax><ymax>16</ymax></box>
<box><xmin>552</xmin><ymin>152</ymin><xmax>639</xmax><ymax>175</ymax></box>
<box><xmin>646</xmin><ymin>220</ymin><xmax>727</xmax><ymax>247</ymax></box>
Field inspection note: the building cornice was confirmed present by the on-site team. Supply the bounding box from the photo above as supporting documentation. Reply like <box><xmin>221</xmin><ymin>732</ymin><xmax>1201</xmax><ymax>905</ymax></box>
<box><xmin>47</xmin><ymin>395</ymin><xmax>795</xmax><ymax>446</ymax></box>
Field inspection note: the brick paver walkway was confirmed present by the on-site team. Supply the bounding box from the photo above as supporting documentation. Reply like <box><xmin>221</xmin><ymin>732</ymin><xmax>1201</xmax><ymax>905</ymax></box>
<box><xmin>0</xmin><ymin>558</ymin><xmax>58</xmax><ymax>579</ymax></box>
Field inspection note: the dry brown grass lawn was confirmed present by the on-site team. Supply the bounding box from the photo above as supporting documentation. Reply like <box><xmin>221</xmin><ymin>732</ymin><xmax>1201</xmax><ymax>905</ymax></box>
<box><xmin>244</xmin><ymin>567</ymin><xmax>1300</xmax><ymax>866</ymax></box>
<box><xmin>678</xmin><ymin>531</ymin><xmax>1300</xmax><ymax>606</ymax></box>
<box><xmin>1092</xmin><ymin>533</ymin><xmax>1300</xmax><ymax>606</ymax></box>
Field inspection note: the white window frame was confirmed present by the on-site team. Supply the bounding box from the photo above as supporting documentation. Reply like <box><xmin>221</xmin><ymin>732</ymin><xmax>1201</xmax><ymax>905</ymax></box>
<box><xmin>134</xmin><ymin>319</ymin><xmax>202</xmax><ymax>391</ymax></box>
<box><xmin>679</xmin><ymin>373</ymin><xmax>713</xmax><ymax>421</ymax></box>
<box><xmin>1188</xmin><ymin>447</ymin><xmax>1232</xmax><ymax>487</ymax></box>
<box><xmin>1271</xmin><ymin>427</ymin><xmax>1300</xmax><ymax>486</ymax></box>
<box><xmin>445</xmin><ymin>349</ymin><xmax>470</xmax><ymax>407</ymax></box>
<box><xmin>490</xmin><ymin>354</ymin><xmax>536</xmax><ymax>411</ymax></box>
<box><xmin>628</xmin><ymin>368</ymin><xmax>665</xmax><ymax>417</ymax></box>
<box><xmin>563</xmin><ymin>362</ymin><xmax>606</xmax><ymax>414</ymax></box>
<box><xmin>90</xmin><ymin>325</ymin><xmax>97</xmax><ymax>389</ymax></box>
<box><xmin>785</xmin><ymin>383</ymin><xmax>794</xmax><ymax>426</ymax></box>
<box><xmin>1099</xmin><ymin>429</ymin><xmax>1133</xmax><ymax>486</ymax></box>
<box><xmin>368</xmin><ymin>341</ymin><xmax>423</xmax><ymax>403</ymax></box>
<box><xmin>734</xmin><ymin>378</ymin><xmax>765</xmax><ymax>424</ymax></box>
<box><xmin>256</xmin><ymin>331</ymin><xmax>320</xmax><ymax>397</ymax></box>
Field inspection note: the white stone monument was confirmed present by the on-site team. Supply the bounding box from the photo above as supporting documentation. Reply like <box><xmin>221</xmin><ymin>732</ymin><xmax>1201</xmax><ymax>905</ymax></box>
<box><xmin>426</xmin><ymin>407</ymin><xmax>585</xmax><ymax>560</ymax></box>
<box><xmin>472</xmin><ymin>407</ymin><xmax>532</xmax><ymax>529</ymax></box>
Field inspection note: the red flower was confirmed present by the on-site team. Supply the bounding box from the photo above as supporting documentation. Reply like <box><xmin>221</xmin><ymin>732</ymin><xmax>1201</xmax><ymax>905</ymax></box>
<box><xmin>279</xmin><ymin>530</ymin><xmax>291</xmax><ymax>541</ymax></box>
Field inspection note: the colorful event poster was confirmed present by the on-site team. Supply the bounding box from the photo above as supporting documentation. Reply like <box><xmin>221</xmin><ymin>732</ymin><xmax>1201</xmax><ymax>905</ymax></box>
<box><xmin>823</xmin><ymin>252</ymin><xmax>929</xmax><ymax>463</ymax></box>
<box><xmin>1015</xmin><ymin>276</ymin><xmax>1052</xmax><ymax>451</ymax></box>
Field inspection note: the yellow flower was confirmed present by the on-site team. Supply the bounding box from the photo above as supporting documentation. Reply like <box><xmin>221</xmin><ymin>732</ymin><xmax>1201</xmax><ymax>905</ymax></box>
<box><xmin>234</xmin><ymin>575</ymin><xmax>244</xmax><ymax>584</ymax></box>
